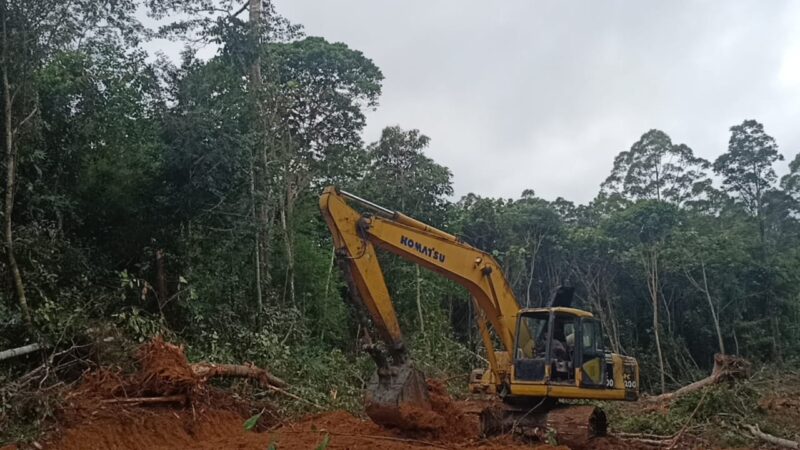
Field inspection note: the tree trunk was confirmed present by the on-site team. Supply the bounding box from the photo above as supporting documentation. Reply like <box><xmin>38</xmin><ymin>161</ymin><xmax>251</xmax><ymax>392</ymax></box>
<box><xmin>249</xmin><ymin>0</ymin><xmax>262</xmax><ymax>69</ymax></box>
<box><xmin>416</xmin><ymin>265</ymin><xmax>424</xmax><ymax>333</ymax></box>
<box><xmin>525</xmin><ymin>233</ymin><xmax>544</xmax><ymax>307</ymax></box>
<box><xmin>250</xmin><ymin>154</ymin><xmax>263</xmax><ymax>324</ymax></box>
<box><xmin>323</xmin><ymin>245</ymin><xmax>335</xmax><ymax>301</ymax></box>
<box><xmin>645</xmin><ymin>249</ymin><xmax>666</xmax><ymax>394</ymax></box>
<box><xmin>155</xmin><ymin>248</ymin><xmax>168</xmax><ymax>316</ymax></box>
<box><xmin>191</xmin><ymin>362</ymin><xmax>287</xmax><ymax>388</ymax></box>
<box><xmin>280</xmin><ymin>181</ymin><xmax>296</xmax><ymax>305</ymax></box>
<box><xmin>1</xmin><ymin>21</ymin><xmax>32</xmax><ymax>332</ymax></box>
<box><xmin>249</xmin><ymin>0</ymin><xmax>264</xmax><ymax>319</ymax></box>
<box><xmin>280</xmin><ymin>207</ymin><xmax>295</xmax><ymax>305</ymax></box>
<box><xmin>0</xmin><ymin>342</ymin><xmax>44</xmax><ymax>361</ymax></box>
<box><xmin>700</xmin><ymin>260</ymin><xmax>725</xmax><ymax>355</ymax></box>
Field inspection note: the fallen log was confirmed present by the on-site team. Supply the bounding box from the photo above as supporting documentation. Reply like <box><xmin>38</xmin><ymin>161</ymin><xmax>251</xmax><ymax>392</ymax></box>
<box><xmin>0</xmin><ymin>343</ymin><xmax>45</xmax><ymax>362</ymax></box>
<box><xmin>102</xmin><ymin>395</ymin><xmax>187</xmax><ymax>405</ymax></box>
<box><xmin>190</xmin><ymin>362</ymin><xmax>287</xmax><ymax>388</ymax></box>
<box><xmin>648</xmin><ymin>354</ymin><xmax>750</xmax><ymax>402</ymax></box>
<box><xmin>744</xmin><ymin>424</ymin><xmax>799</xmax><ymax>449</ymax></box>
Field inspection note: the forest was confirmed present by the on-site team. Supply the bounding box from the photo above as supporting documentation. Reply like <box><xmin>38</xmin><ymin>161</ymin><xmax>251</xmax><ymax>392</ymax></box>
<box><xmin>2</xmin><ymin>0</ymin><xmax>800</xmax><ymax>448</ymax></box>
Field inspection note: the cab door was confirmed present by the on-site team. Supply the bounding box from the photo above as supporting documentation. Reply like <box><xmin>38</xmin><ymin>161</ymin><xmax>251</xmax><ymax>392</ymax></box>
<box><xmin>577</xmin><ymin>318</ymin><xmax>606</xmax><ymax>387</ymax></box>
<box><xmin>512</xmin><ymin>312</ymin><xmax>551</xmax><ymax>382</ymax></box>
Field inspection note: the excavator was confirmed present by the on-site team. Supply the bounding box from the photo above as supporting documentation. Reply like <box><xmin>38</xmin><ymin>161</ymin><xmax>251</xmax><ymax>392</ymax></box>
<box><xmin>319</xmin><ymin>186</ymin><xmax>639</xmax><ymax>445</ymax></box>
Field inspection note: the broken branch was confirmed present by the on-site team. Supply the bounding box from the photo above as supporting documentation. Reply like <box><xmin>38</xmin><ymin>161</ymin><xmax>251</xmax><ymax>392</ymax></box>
<box><xmin>744</xmin><ymin>424</ymin><xmax>800</xmax><ymax>449</ymax></box>
<box><xmin>266</xmin><ymin>384</ymin><xmax>325</xmax><ymax>410</ymax></box>
<box><xmin>102</xmin><ymin>395</ymin><xmax>187</xmax><ymax>405</ymax></box>
<box><xmin>0</xmin><ymin>343</ymin><xmax>45</xmax><ymax>361</ymax></box>
<box><xmin>190</xmin><ymin>362</ymin><xmax>287</xmax><ymax>388</ymax></box>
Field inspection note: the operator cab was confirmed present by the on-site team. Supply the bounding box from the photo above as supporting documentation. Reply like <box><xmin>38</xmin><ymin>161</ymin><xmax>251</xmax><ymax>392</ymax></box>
<box><xmin>513</xmin><ymin>307</ymin><xmax>607</xmax><ymax>388</ymax></box>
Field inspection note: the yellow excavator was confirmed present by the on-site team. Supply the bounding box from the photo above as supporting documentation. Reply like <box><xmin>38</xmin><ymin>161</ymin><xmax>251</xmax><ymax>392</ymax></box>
<box><xmin>320</xmin><ymin>186</ymin><xmax>639</xmax><ymax>444</ymax></box>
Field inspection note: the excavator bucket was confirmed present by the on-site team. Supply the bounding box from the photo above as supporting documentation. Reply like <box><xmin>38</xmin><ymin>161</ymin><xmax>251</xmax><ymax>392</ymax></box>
<box><xmin>364</xmin><ymin>361</ymin><xmax>443</xmax><ymax>430</ymax></box>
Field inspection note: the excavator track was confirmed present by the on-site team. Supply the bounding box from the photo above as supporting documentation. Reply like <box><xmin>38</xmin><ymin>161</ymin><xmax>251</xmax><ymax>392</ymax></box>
<box><xmin>480</xmin><ymin>402</ymin><xmax>607</xmax><ymax>448</ymax></box>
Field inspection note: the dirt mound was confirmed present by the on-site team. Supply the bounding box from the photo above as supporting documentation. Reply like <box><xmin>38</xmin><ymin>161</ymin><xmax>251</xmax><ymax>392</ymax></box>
<box><xmin>45</xmin><ymin>367</ymin><xmax>558</xmax><ymax>449</ymax></box>
<box><xmin>69</xmin><ymin>337</ymin><xmax>200</xmax><ymax>402</ymax></box>
<box><xmin>134</xmin><ymin>338</ymin><xmax>197</xmax><ymax>396</ymax></box>
<box><xmin>427</xmin><ymin>379</ymin><xmax>483</xmax><ymax>441</ymax></box>
<box><xmin>40</xmin><ymin>339</ymin><xmax>572</xmax><ymax>449</ymax></box>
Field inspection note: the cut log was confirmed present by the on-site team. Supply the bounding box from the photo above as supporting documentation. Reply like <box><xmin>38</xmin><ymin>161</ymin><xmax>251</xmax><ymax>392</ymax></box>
<box><xmin>0</xmin><ymin>343</ymin><xmax>45</xmax><ymax>361</ymax></box>
<box><xmin>190</xmin><ymin>362</ymin><xmax>287</xmax><ymax>388</ymax></box>
<box><xmin>648</xmin><ymin>354</ymin><xmax>750</xmax><ymax>402</ymax></box>
<box><xmin>744</xmin><ymin>424</ymin><xmax>799</xmax><ymax>449</ymax></box>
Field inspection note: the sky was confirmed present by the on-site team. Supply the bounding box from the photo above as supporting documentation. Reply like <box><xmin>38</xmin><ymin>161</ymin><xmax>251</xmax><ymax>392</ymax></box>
<box><xmin>144</xmin><ymin>1</ymin><xmax>800</xmax><ymax>204</ymax></box>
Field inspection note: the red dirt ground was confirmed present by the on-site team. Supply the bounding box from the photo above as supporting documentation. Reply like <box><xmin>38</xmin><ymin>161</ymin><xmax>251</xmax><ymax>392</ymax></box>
<box><xmin>35</xmin><ymin>339</ymin><xmax>670</xmax><ymax>449</ymax></box>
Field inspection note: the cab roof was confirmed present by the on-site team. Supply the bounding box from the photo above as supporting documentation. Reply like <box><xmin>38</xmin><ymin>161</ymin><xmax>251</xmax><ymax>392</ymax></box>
<box><xmin>518</xmin><ymin>306</ymin><xmax>594</xmax><ymax>318</ymax></box>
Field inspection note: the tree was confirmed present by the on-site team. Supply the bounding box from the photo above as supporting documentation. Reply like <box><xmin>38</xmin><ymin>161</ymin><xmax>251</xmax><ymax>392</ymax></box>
<box><xmin>605</xmin><ymin>201</ymin><xmax>683</xmax><ymax>393</ymax></box>
<box><xmin>713</xmin><ymin>120</ymin><xmax>783</xmax><ymax>243</ymax></box>
<box><xmin>781</xmin><ymin>152</ymin><xmax>800</xmax><ymax>201</ymax></box>
<box><xmin>602</xmin><ymin>129</ymin><xmax>711</xmax><ymax>205</ymax></box>
<box><xmin>1</xmin><ymin>0</ymin><xmax>141</xmax><ymax>333</ymax></box>
<box><xmin>266</xmin><ymin>37</ymin><xmax>382</xmax><ymax>305</ymax></box>
<box><xmin>360</xmin><ymin>126</ymin><xmax>452</xmax><ymax>224</ymax></box>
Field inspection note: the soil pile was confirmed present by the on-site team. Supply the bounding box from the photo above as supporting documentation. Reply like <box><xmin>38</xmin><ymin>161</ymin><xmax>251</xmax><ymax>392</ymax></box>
<box><xmin>69</xmin><ymin>337</ymin><xmax>201</xmax><ymax>401</ymax></box>
<box><xmin>40</xmin><ymin>338</ymin><xmax>691</xmax><ymax>449</ymax></box>
<box><xmin>43</xmin><ymin>339</ymin><xmax>568</xmax><ymax>449</ymax></box>
<box><xmin>133</xmin><ymin>338</ymin><xmax>197</xmax><ymax>396</ymax></box>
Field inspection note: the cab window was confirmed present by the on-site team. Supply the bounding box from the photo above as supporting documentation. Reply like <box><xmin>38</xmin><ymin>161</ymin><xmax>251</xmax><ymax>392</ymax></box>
<box><xmin>516</xmin><ymin>314</ymin><xmax>548</xmax><ymax>359</ymax></box>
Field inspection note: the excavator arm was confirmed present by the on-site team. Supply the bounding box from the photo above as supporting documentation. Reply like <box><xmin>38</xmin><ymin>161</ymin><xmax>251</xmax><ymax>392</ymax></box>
<box><xmin>320</xmin><ymin>186</ymin><xmax>526</xmax><ymax>424</ymax></box>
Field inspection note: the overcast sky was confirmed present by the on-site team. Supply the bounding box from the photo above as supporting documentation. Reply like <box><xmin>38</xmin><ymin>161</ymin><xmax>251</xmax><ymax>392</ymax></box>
<box><xmin>146</xmin><ymin>1</ymin><xmax>800</xmax><ymax>204</ymax></box>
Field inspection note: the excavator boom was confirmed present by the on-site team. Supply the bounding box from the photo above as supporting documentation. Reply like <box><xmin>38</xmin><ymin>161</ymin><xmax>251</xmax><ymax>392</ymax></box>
<box><xmin>320</xmin><ymin>186</ymin><xmax>521</xmax><ymax>427</ymax></box>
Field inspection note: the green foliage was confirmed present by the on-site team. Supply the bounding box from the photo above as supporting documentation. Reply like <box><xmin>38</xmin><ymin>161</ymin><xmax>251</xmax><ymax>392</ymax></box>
<box><xmin>244</xmin><ymin>410</ymin><xmax>264</xmax><ymax>431</ymax></box>
<box><xmin>314</xmin><ymin>434</ymin><xmax>331</xmax><ymax>450</ymax></box>
<box><xmin>602</xmin><ymin>129</ymin><xmax>711</xmax><ymax>205</ymax></box>
<box><xmin>608</xmin><ymin>380</ymin><xmax>772</xmax><ymax>448</ymax></box>
<box><xmin>714</xmin><ymin>120</ymin><xmax>783</xmax><ymax>217</ymax></box>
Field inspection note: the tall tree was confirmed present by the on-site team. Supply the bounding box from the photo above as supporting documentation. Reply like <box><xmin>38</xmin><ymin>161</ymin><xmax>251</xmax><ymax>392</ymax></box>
<box><xmin>713</xmin><ymin>120</ymin><xmax>783</xmax><ymax>243</ymax></box>
<box><xmin>602</xmin><ymin>129</ymin><xmax>711</xmax><ymax>205</ymax></box>
<box><xmin>266</xmin><ymin>37</ymin><xmax>382</xmax><ymax>305</ymax></box>
<box><xmin>781</xmin><ymin>152</ymin><xmax>800</xmax><ymax>201</ymax></box>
